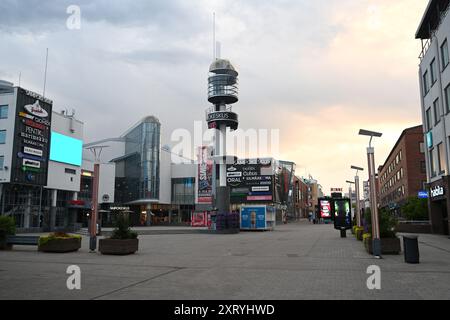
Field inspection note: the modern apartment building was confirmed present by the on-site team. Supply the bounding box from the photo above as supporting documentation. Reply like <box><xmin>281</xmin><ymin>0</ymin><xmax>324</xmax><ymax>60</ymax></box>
<box><xmin>378</xmin><ymin>126</ymin><xmax>427</xmax><ymax>215</ymax></box>
<box><xmin>417</xmin><ymin>0</ymin><xmax>450</xmax><ymax>235</ymax></box>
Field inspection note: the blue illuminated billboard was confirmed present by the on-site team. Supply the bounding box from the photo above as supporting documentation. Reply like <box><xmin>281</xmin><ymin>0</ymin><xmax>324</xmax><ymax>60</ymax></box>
<box><xmin>49</xmin><ymin>132</ymin><xmax>82</xmax><ymax>166</ymax></box>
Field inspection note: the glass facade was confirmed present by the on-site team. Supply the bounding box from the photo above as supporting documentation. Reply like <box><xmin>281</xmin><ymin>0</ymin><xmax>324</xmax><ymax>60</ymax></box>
<box><xmin>115</xmin><ymin>117</ymin><xmax>161</xmax><ymax>203</ymax></box>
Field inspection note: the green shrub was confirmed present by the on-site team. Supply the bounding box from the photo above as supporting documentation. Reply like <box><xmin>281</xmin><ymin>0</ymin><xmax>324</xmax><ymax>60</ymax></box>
<box><xmin>0</xmin><ymin>216</ymin><xmax>16</xmax><ymax>240</ymax></box>
<box><xmin>379</xmin><ymin>208</ymin><xmax>398</xmax><ymax>238</ymax></box>
<box><xmin>110</xmin><ymin>215</ymin><xmax>138</xmax><ymax>240</ymax></box>
<box><xmin>362</xmin><ymin>233</ymin><xmax>372</xmax><ymax>241</ymax></box>
<box><xmin>38</xmin><ymin>233</ymin><xmax>81</xmax><ymax>247</ymax></box>
<box><xmin>401</xmin><ymin>197</ymin><xmax>429</xmax><ymax>221</ymax></box>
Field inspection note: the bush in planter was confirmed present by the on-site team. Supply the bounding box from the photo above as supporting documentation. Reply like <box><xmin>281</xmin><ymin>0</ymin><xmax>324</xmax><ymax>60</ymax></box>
<box><xmin>355</xmin><ymin>226</ymin><xmax>364</xmax><ymax>240</ymax></box>
<box><xmin>0</xmin><ymin>216</ymin><xmax>16</xmax><ymax>250</ymax></box>
<box><xmin>38</xmin><ymin>232</ymin><xmax>82</xmax><ymax>253</ymax></box>
<box><xmin>99</xmin><ymin>215</ymin><xmax>138</xmax><ymax>255</ymax></box>
<box><xmin>110</xmin><ymin>215</ymin><xmax>138</xmax><ymax>240</ymax></box>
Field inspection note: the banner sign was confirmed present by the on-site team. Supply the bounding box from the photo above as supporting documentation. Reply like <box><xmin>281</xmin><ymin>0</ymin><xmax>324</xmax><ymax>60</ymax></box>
<box><xmin>197</xmin><ymin>146</ymin><xmax>213</xmax><ymax>204</ymax></box>
<box><xmin>227</xmin><ymin>158</ymin><xmax>274</xmax><ymax>203</ymax></box>
<box><xmin>10</xmin><ymin>88</ymin><xmax>52</xmax><ymax>186</ymax></box>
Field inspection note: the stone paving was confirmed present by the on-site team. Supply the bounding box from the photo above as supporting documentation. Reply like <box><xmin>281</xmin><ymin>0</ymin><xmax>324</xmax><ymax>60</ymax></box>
<box><xmin>0</xmin><ymin>221</ymin><xmax>449</xmax><ymax>300</ymax></box>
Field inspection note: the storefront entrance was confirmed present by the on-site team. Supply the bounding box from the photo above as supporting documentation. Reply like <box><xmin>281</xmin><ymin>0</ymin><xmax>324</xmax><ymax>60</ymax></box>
<box><xmin>428</xmin><ymin>177</ymin><xmax>450</xmax><ymax>236</ymax></box>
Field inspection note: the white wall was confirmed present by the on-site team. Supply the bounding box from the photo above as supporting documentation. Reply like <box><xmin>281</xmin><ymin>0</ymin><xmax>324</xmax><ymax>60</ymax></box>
<box><xmin>82</xmin><ymin>159</ymin><xmax>115</xmax><ymax>204</ymax></box>
<box><xmin>0</xmin><ymin>89</ymin><xmax>17</xmax><ymax>183</ymax></box>
<box><xmin>46</xmin><ymin>111</ymin><xmax>84</xmax><ymax>192</ymax></box>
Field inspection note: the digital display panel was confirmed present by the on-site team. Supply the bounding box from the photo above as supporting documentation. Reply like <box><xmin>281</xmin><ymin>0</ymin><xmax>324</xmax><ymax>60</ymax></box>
<box><xmin>320</xmin><ymin>199</ymin><xmax>332</xmax><ymax>219</ymax></box>
<box><xmin>333</xmin><ymin>198</ymin><xmax>352</xmax><ymax>230</ymax></box>
<box><xmin>49</xmin><ymin>132</ymin><xmax>82</xmax><ymax>166</ymax></box>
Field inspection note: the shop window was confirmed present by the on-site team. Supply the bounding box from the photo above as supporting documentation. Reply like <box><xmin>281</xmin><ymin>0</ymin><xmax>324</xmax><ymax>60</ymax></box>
<box><xmin>0</xmin><ymin>156</ymin><xmax>4</xmax><ymax>170</ymax></box>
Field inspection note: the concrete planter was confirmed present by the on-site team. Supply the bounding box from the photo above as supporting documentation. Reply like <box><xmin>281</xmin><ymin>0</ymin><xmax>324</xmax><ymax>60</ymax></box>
<box><xmin>364</xmin><ymin>237</ymin><xmax>401</xmax><ymax>255</ymax></box>
<box><xmin>38</xmin><ymin>238</ymin><xmax>81</xmax><ymax>253</ymax></box>
<box><xmin>0</xmin><ymin>239</ymin><xmax>13</xmax><ymax>251</ymax></box>
<box><xmin>99</xmin><ymin>238</ymin><xmax>139</xmax><ymax>255</ymax></box>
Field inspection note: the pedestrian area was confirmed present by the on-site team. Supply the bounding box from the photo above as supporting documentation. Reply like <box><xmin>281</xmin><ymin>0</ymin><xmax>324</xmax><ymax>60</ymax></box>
<box><xmin>0</xmin><ymin>222</ymin><xmax>449</xmax><ymax>300</ymax></box>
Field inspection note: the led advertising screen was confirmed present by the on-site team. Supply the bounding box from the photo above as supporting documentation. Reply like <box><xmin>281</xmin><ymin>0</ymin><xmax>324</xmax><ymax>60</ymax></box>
<box><xmin>49</xmin><ymin>132</ymin><xmax>83</xmax><ymax>166</ymax></box>
<box><xmin>333</xmin><ymin>198</ymin><xmax>352</xmax><ymax>230</ymax></box>
<box><xmin>10</xmin><ymin>88</ymin><xmax>52</xmax><ymax>186</ymax></box>
<box><xmin>319</xmin><ymin>199</ymin><xmax>332</xmax><ymax>219</ymax></box>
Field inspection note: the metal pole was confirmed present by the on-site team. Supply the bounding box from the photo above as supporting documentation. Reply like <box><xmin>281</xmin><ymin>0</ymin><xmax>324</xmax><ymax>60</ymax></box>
<box><xmin>355</xmin><ymin>175</ymin><xmax>361</xmax><ymax>227</ymax></box>
<box><xmin>367</xmin><ymin>147</ymin><xmax>381</xmax><ymax>257</ymax></box>
<box><xmin>90</xmin><ymin>163</ymin><xmax>100</xmax><ymax>252</ymax></box>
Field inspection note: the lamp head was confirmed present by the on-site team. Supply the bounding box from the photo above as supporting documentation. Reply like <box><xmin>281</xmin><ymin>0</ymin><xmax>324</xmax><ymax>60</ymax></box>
<box><xmin>359</xmin><ymin>129</ymin><xmax>382</xmax><ymax>137</ymax></box>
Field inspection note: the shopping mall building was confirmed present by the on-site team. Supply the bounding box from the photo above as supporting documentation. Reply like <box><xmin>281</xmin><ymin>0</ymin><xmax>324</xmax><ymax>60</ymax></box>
<box><xmin>0</xmin><ymin>80</ymin><xmax>304</xmax><ymax>231</ymax></box>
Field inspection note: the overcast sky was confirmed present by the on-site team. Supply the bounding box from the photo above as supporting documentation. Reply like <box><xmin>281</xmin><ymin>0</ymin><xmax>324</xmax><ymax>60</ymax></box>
<box><xmin>0</xmin><ymin>0</ymin><xmax>429</xmax><ymax>194</ymax></box>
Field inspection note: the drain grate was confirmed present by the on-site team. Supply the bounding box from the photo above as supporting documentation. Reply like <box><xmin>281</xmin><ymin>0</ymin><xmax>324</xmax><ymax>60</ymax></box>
<box><xmin>287</xmin><ymin>254</ymin><xmax>299</xmax><ymax>258</ymax></box>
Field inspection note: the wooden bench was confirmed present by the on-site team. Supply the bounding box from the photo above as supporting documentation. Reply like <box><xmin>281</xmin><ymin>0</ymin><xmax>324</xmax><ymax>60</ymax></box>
<box><xmin>6</xmin><ymin>236</ymin><xmax>40</xmax><ymax>246</ymax></box>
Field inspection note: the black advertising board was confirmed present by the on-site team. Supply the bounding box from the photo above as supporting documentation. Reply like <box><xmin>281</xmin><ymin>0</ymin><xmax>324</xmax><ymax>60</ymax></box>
<box><xmin>227</xmin><ymin>158</ymin><xmax>274</xmax><ymax>203</ymax></box>
<box><xmin>332</xmin><ymin>198</ymin><xmax>352</xmax><ymax>230</ymax></box>
<box><xmin>10</xmin><ymin>88</ymin><xmax>52</xmax><ymax>186</ymax></box>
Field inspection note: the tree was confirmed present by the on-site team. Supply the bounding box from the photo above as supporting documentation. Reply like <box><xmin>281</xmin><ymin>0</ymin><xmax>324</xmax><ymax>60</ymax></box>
<box><xmin>401</xmin><ymin>197</ymin><xmax>429</xmax><ymax>221</ymax></box>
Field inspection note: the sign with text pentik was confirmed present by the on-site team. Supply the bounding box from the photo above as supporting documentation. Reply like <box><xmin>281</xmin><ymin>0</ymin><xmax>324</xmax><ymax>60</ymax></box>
<box><xmin>11</xmin><ymin>88</ymin><xmax>52</xmax><ymax>186</ymax></box>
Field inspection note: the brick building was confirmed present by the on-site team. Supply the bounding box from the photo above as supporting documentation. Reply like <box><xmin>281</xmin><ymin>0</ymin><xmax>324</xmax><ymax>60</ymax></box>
<box><xmin>378</xmin><ymin>125</ymin><xmax>427</xmax><ymax>215</ymax></box>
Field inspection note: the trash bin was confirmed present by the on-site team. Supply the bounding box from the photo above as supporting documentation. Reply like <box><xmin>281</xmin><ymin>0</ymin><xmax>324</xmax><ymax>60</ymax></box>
<box><xmin>403</xmin><ymin>235</ymin><xmax>419</xmax><ymax>264</ymax></box>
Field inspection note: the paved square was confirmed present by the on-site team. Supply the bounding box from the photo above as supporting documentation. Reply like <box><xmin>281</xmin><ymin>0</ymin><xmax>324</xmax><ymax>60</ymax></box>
<box><xmin>1</xmin><ymin>221</ymin><xmax>449</xmax><ymax>300</ymax></box>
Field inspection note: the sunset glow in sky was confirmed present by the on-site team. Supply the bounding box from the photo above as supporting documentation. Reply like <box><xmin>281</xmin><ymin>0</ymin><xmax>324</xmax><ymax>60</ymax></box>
<box><xmin>0</xmin><ymin>0</ymin><xmax>430</xmax><ymax>193</ymax></box>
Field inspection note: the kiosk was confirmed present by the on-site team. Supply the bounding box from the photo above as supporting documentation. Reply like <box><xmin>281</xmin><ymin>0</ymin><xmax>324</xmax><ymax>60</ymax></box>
<box><xmin>240</xmin><ymin>205</ymin><xmax>276</xmax><ymax>231</ymax></box>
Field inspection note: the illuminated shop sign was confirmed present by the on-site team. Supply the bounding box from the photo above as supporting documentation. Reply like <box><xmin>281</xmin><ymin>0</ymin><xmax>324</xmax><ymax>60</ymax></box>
<box><xmin>430</xmin><ymin>185</ymin><xmax>444</xmax><ymax>198</ymax></box>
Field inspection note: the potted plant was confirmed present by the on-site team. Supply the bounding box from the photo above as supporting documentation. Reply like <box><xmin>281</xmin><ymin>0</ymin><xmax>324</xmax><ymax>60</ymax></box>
<box><xmin>99</xmin><ymin>215</ymin><xmax>138</xmax><ymax>255</ymax></box>
<box><xmin>0</xmin><ymin>216</ymin><xmax>16</xmax><ymax>250</ymax></box>
<box><xmin>355</xmin><ymin>226</ymin><xmax>364</xmax><ymax>241</ymax></box>
<box><xmin>363</xmin><ymin>209</ymin><xmax>401</xmax><ymax>254</ymax></box>
<box><xmin>38</xmin><ymin>232</ymin><xmax>82</xmax><ymax>253</ymax></box>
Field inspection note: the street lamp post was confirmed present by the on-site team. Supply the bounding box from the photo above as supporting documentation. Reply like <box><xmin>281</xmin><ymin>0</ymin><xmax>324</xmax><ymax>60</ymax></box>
<box><xmin>351</xmin><ymin>166</ymin><xmax>364</xmax><ymax>228</ymax></box>
<box><xmin>346</xmin><ymin>180</ymin><xmax>355</xmax><ymax>221</ymax></box>
<box><xmin>86</xmin><ymin>146</ymin><xmax>108</xmax><ymax>252</ymax></box>
<box><xmin>359</xmin><ymin>129</ymin><xmax>382</xmax><ymax>258</ymax></box>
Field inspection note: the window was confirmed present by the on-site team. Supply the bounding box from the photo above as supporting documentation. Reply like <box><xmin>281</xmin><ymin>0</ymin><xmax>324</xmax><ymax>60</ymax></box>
<box><xmin>0</xmin><ymin>156</ymin><xmax>3</xmax><ymax>170</ymax></box>
<box><xmin>420</xmin><ymin>142</ymin><xmax>425</xmax><ymax>153</ymax></box>
<box><xmin>0</xmin><ymin>130</ymin><xmax>6</xmax><ymax>144</ymax></box>
<box><xmin>442</xmin><ymin>39</ymin><xmax>449</xmax><ymax>70</ymax></box>
<box><xmin>426</xmin><ymin>108</ymin><xmax>432</xmax><ymax>131</ymax></box>
<box><xmin>430</xmin><ymin>148</ymin><xmax>436</xmax><ymax>177</ymax></box>
<box><xmin>421</xmin><ymin>161</ymin><xmax>426</xmax><ymax>173</ymax></box>
<box><xmin>65</xmin><ymin>168</ymin><xmax>76</xmax><ymax>175</ymax></box>
<box><xmin>431</xmin><ymin>59</ymin><xmax>437</xmax><ymax>84</ymax></box>
<box><xmin>445</xmin><ymin>84</ymin><xmax>450</xmax><ymax>114</ymax></box>
<box><xmin>438</xmin><ymin>143</ymin><xmax>447</xmax><ymax>174</ymax></box>
<box><xmin>0</xmin><ymin>105</ymin><xmax>7</xmax><ymax>119</ymax></box>
<box><xmin>434</xmin><ymin>98</ymin><xmax>441</xmax><ymax>124</ymax></box>
<box><xmin>400</xmin><ymin>168</ymin><xmax>404</xmax><ymax>178</ymax></box>
<box><xmin>423</xmin><ymin>71</ymin><xmax>430</xmax><ymax>95</ymax></box>
<box><xmin>399</xmin><ymin>150</ymin><xmax>403</xmax><ymax>161</ymax></box>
